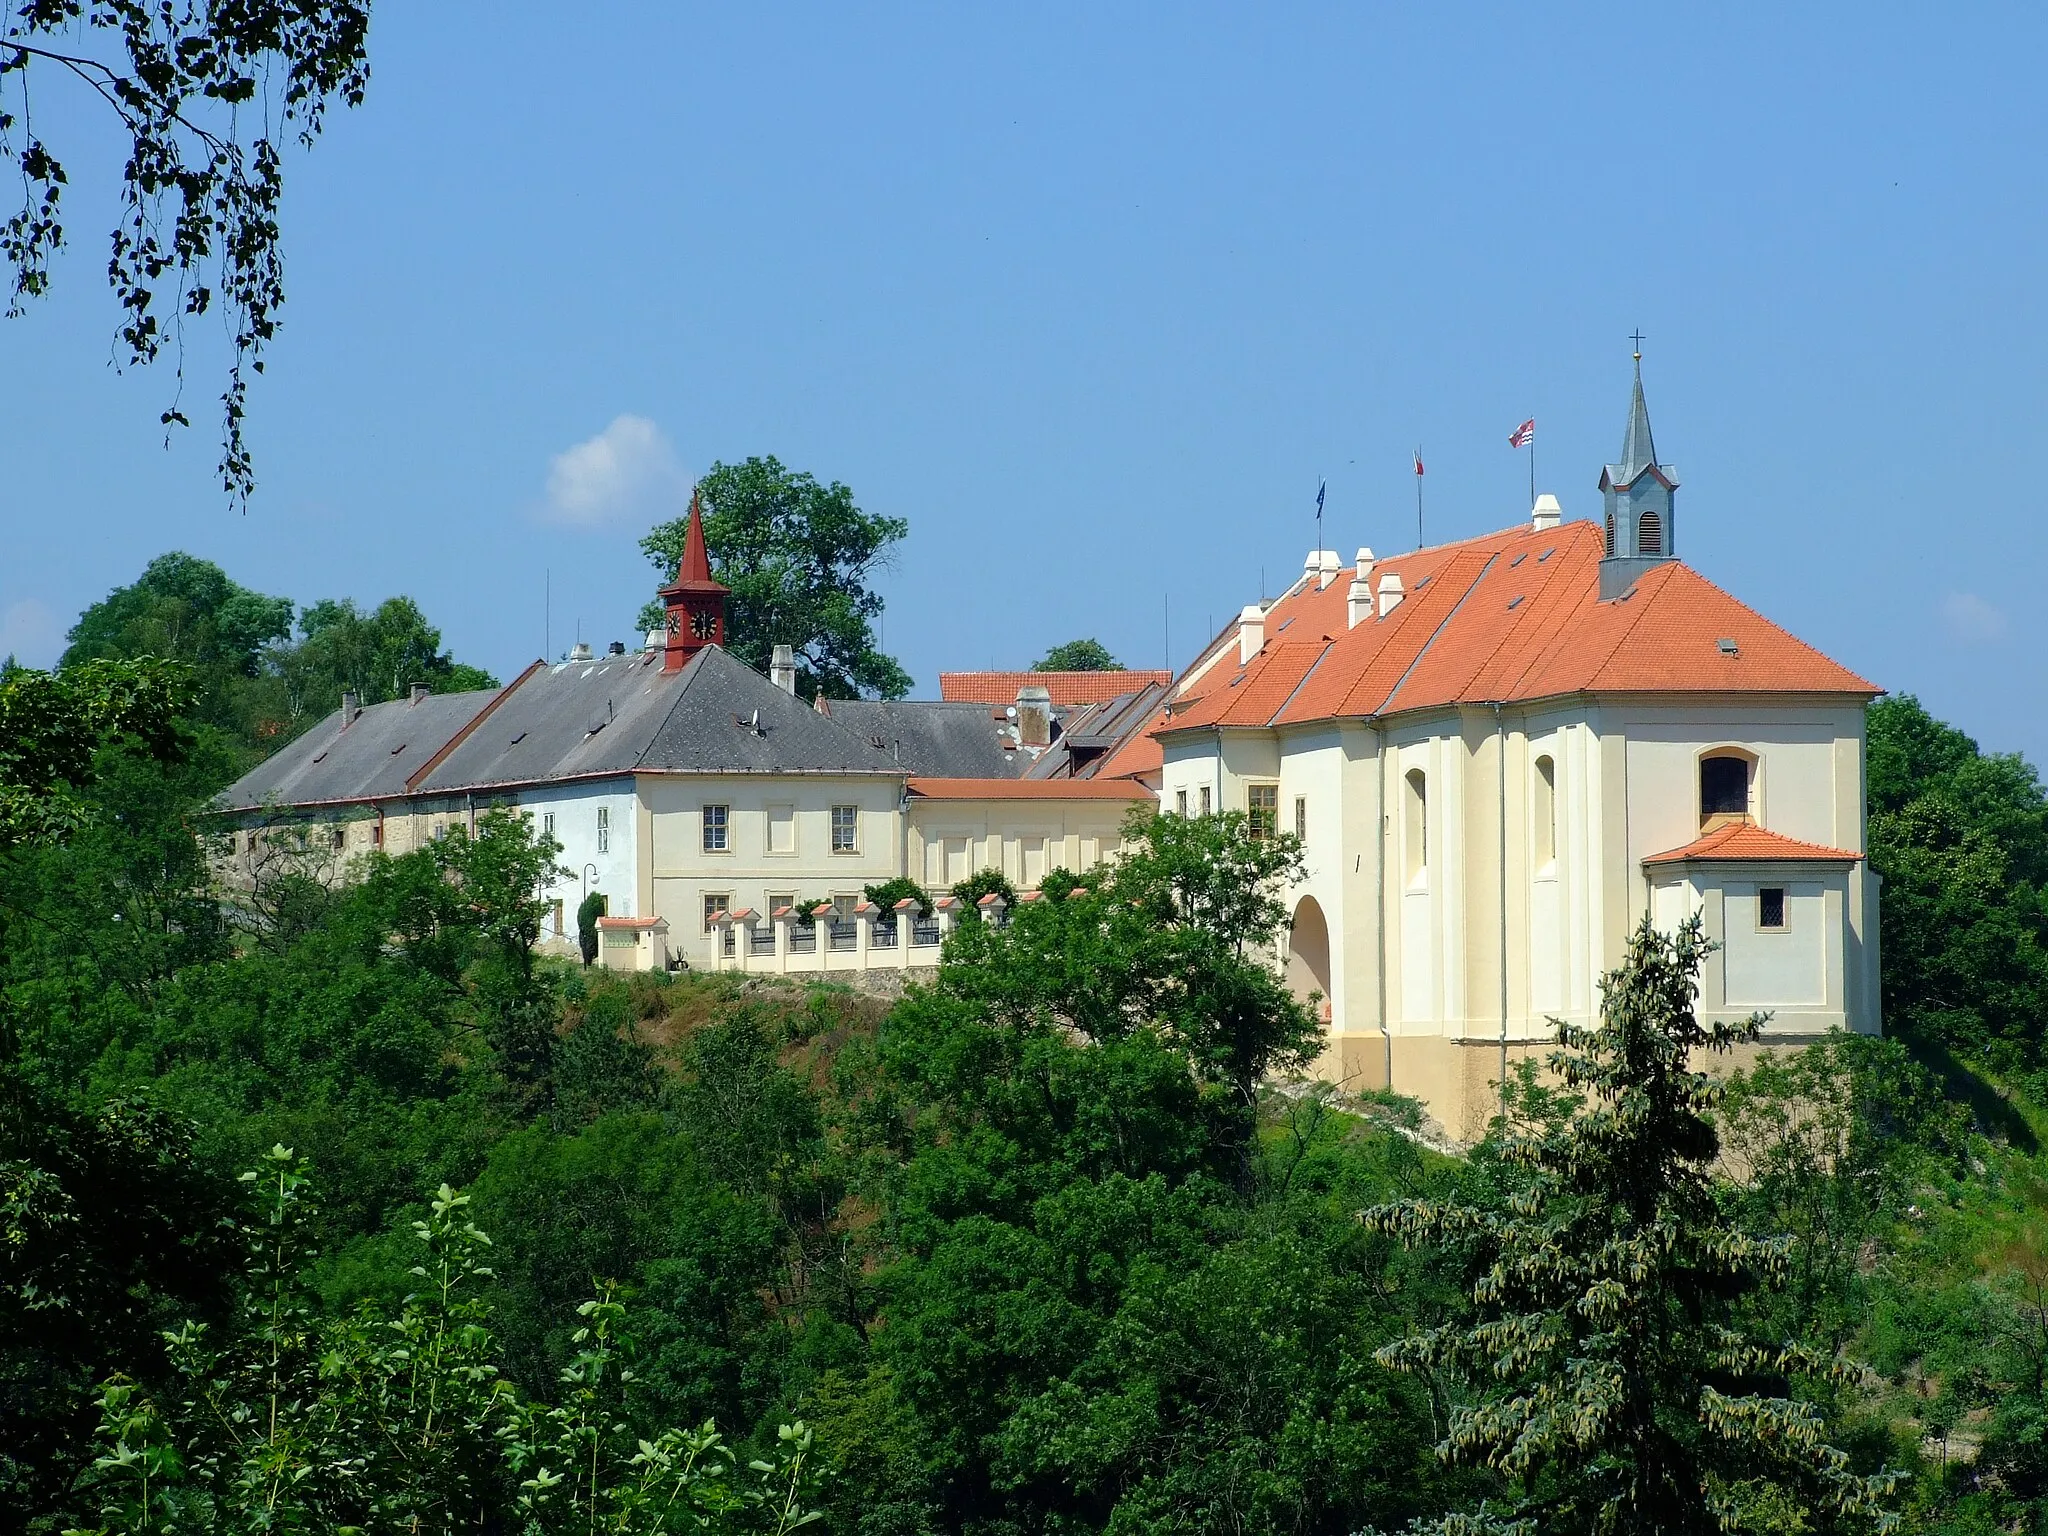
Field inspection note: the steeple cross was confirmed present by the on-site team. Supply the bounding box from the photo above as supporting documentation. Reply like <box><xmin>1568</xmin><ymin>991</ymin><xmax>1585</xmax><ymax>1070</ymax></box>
<box><xmin>1629</xmin><ymin>328</ymin><xmax>1646</xmax><ymax>355</ymax></box>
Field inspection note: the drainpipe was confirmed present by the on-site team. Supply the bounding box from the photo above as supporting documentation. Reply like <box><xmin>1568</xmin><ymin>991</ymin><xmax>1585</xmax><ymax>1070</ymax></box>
<box><xmin>1374</xmin><ymin>721</ymin><xmax>1390</xmax><ymax>1092</ymax></box>
<box><xmin>1213</xmin><ymin>726</ymin><xmax>1224</xmax><ymax>816</ymax></box>
<box><xmin>1494</xmin><ymin>703</ymin><xmax>1509</xmax><ymax>1114</ymax></box>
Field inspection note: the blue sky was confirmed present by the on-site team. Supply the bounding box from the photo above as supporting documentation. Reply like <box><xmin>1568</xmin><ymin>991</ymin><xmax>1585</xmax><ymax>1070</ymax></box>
<box><xmin>6</xmin><ymin>4</ymin><xmax>2046</xmax><ymax>762</ymax></box>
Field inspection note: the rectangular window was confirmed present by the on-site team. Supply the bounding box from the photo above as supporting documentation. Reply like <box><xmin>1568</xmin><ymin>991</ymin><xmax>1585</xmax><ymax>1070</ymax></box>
<box><xmin>549</xmin><ymin>899</ymin><xmax>564</xmax><ymax>938</ymax></box>
<box><xmin>704</xmin><ymin>892</ymin><xmax>730</xmax><ymax>933</ymax></box>
<box><xmin>1758</xmin><ymin>887</ymin><xmax>1786</xmax><ymax>930</ymax></box>
<box><xmin>1198</xmin><ymin>786</ymin><xmax>1212</xmax><ymax>816</ymax></box>
<box><xmin>1247</xmin><ymin>784</ymin><xmax>1279</xmax><ymax>840</ymax></box>
<box><xmin>542</xmin><ymin>811</ymin><xmax>555</xmax><ymax>840</ymax></box>
<box><xmin>1294</xmin><ymin>795</ymin><xmax>1307</xmax><ymax>841</ymax></box>
<box><xmin>331</xmin><ymin>825</ymin><xmax>346</xmax><ymax>851</ymax></box>
<box><xmin>769</xmin><ymin>893</ymin><xmax>795</xmax><ymax>922</ymax></box>
<box><xmin>767</xmin><ymin>803</ymin><xmax>795</xmax><ymax>854</ymax></box>
<box><xmin>831</xmin><ymin>805</ymin><xmax>859</xmax><ymax>853</ymax></box>
<box><xmin>372</xmin><ymin>821</ymin><xmax>383</xmax><ymax>848</ymax></box>
<box><xmin>1175</xmin><ymin>789</ymin><xmax>1189</xmax><ymax>817</ymax></box>
<box><xmin>702</xmin><ymin>804</ymin><xmax>729</xmax><ymax>853</ymax></box>
<box><xmin>596</xmin><ymin>805</ymin><xmax>610</xmax><ymax>854</ymax></box>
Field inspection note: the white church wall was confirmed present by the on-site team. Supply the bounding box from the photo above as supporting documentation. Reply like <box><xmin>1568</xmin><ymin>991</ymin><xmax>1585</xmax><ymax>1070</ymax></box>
<box><xmin>1720</xmin><ymin>877</ymin><xmax>1830</xmax><ymax>1009</ymax></box>
<box><xmin>515</xmin><ymin>778</ymin><xmax>641</xmax><ymax>944</ymax></box>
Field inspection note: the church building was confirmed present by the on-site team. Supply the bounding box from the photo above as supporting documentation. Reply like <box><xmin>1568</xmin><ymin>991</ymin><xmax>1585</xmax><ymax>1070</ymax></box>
<box><xmin>1156</xmin><ymin>360</ymin><xmax>1881</xmax><ymax>1140</ymax></box>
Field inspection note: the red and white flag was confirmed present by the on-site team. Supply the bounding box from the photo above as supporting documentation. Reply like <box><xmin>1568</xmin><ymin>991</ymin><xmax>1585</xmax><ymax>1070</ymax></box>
<box><xmin>1508</xmin><ymin>418</ymin><xmax>1535</xmax><ymax>448</ymax></box>
<box><xmin>1413</xmin><ymin>450</ymin><xmax>1425</xmax><ymax>476</ymax></box>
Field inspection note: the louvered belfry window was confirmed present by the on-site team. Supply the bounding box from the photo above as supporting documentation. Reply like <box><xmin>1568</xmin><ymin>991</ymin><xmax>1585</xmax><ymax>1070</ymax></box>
<box><xmin>1638</xmin><ymin>510</ymin><xmax>1663</xmax><ymax>556</ymax></box>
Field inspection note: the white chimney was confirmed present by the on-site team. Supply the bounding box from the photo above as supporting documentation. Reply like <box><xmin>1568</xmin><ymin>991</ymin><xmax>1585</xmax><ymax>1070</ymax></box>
<box><xmin>1237</xmin><ymin>604</ymin><xmax>1266</xmax><ymax>663</ymax></box>
<box><xmin>1376</xmin><ymin>571</ymin><xmax>1406</xmax><ymax>617</ymax></box>
<box><xmin>645</xmin><ymin>629</ymin><xmax>665</xmax><ymax>652</ymax></box>
<box><xmin>1318</xmin><ymin>549</ymin><xmax>1342</xmax><ymax>589</ymax></box>
<box><xmin>341</xmin><ymin>690</ymin><xmax>361</xmax><ymax>727</ymax></box>
<box><xmin>1016</xmin><ymin>685</ymin><xmax>1053</xmax><ymax>749</ymax></box>
<box><xmin>770</xmin><ymin>643</ymin><xmax>797</xmax><ymax>694</ymax></box>
<box><xmin>1531</xmin><ymin>493</ymin><xmax>1562</xmax><ymax>531</ymax></box>
<box><xmin>569</xmin><ymin>641</ymin><xmax>593</xmax><ymax>662</ymax></box>
<box><xmin>409</xmin><ymin>683</ymin><xmax>430</xmax><ymax>706</ymax></box>
<box><xmin>1347</xmin><ymin>550</ymin><xmax>1376</xmax><ymax>628</ymax></box>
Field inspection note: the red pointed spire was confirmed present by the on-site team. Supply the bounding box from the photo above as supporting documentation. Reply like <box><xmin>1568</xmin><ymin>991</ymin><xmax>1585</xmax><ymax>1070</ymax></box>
<box><xmin>672</xmin><ymin>487</ymin><xmax>721</xmax><ymax>589</ymax></box>
<box><xmin>658</xmin><ymin>486</ymin><xmax>729</xmax><ymax>670</ymax></box>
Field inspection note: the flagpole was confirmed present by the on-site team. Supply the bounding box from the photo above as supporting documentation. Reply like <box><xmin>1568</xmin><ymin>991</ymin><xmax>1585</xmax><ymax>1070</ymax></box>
<box><xmin>1414</xmin><ymin>448</ymin><xmax>1424</xmax><ymax>549</ymax></box>
<box><xmin>1529</xmin><ymin>436</ymin><xmax>1536</xmax><ymax>512</ymax></box>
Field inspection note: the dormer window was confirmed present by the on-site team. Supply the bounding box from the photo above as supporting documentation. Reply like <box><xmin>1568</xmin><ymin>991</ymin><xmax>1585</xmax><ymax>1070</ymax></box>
<box><xmin>1699</xmin><ymin>752</ymin><xmax>1753</xmax><ymax>830</ymax></box>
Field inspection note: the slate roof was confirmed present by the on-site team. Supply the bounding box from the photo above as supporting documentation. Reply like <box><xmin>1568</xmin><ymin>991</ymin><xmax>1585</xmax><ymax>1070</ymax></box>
<box><xmin>939</xmin><ymin>669</ymin><xmax>1172</xmax><ymax>707</ymax></box>
<box><xmin>419</xmin><ymin>644</ymin><xmax>900</xmax><ymax>790</ymax></box>
<box><xmin>217</xmin><ymin>687</ymin><xmax>502</xmax><ymax>810</ymax></box>
<box><xmin>822</xmin><ymin>699</ymin><xmax>1025</xmax><ymax>778</ymax></box>
<box><xmin>1161</xmin><ymin>519</ymin><xmax>1876</xmax><ymax>738</ymax></box>
<box><xmin>906</xmin><ymin>777</ymin><xmax>1153</xmax><ymax>800</ymax></box>
<box><xmin>221</xmin><ymin>646</ymin><xmax>904</xmax><ymax>813</ymax></box>
<box><xmin>1024</xmin><ymin>682</ymin><xmax>1171</xmax><ymax>782</ymax></box>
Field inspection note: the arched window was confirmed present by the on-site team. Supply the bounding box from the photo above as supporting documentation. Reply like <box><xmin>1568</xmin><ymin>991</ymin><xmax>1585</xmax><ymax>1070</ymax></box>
<box><xmin>1638</xmin><ymin>510</ymin><xmax>1663</xmax><ymax>556</ymax></box>
<box><xmin>1404</xmin><ymin>768</ymin><xmax>1428</xmax><ymax>886</ymax></box>
<box><xmin>1699</xmin><ymin>752</ymin><xmax>1753</xmax><ymax>829</ymax></box>
<box><xmin>1533</xmin><ymin>754</ymin><xmax>1556</xmax><ymax>872</ymax></box>
<box><xmin>1604</xmin><ymin>512</ymin><xmax>1615</xmax><ymax>557</ymax></box>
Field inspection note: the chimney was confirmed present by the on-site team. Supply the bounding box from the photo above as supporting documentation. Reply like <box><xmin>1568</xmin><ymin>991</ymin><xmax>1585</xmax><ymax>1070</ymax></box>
<box><xmin>607</xmin><ymin>640</ymin><xmax>625</xmax><ymax>656</ymax></box>
<box><xmin>1318</xmin><ymin>549</ymin><xmax>1341</xmax><ymax>589</ymax></box>
<box><xmin>1376</xmin><ymin>571</ymin><xmax>1406</xmax><ymax>617</ymax></box>
<box><xmin>341</xmin><ymin>690</ymin><xmax>361</xmax><ymax>727</ymax></box>
<box><xmin>409</xmin><ymin>683</ymin><xmax>430</xmax><ymax>706</ymax></box>
<box><xmin>1531</xmin><ymin>493</ymin><xmax>1562</xmax><ymax>531</ymax></box>
<box><xmin>770</xmin><ymin>643</ymin><xmax>797</xmax><ymax>694</ymax></box>
<box><xmin>645</xmin><ymin>629</ymin><xmax>664</xmax><ymax>653</ymax></box>
<box><xmin>1016</xmin><ymin>684</ymin><xmax>1053</xmax><ymax>749</ymax></box>
<box><xmin>1347</xmin><ymin>548</ymin><xmax>1376</xmax><ymax>629</ymax></box>
<box><xmin>1237</xmin><ymin>604</ymin><xmax>1265</xmax><ymax>663</ymax></box>
<box><xmin>569</xmin><ymin>641</ymin><xmax>593</xmax><ymax>662</ymax></box>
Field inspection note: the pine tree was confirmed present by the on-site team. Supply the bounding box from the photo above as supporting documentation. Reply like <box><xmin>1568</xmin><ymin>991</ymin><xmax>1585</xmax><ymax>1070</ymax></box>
<box><xmin>1363</xmin><ymin>915</ymin><xmax>1899</xmax><ymax>1535</ymax></box>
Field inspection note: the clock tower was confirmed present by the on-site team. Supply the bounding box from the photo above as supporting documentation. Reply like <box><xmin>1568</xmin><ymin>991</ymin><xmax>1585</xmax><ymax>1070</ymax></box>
<box><xmin>658</xmin><ymin>487</ymin><xmax>729</xmax><ymax>672</ymax></box>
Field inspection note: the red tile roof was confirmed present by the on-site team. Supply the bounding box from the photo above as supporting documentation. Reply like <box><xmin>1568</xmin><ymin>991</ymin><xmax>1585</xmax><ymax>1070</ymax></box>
<box><xmin>1164</xmin><ymin>521</ymin><xmax>1876</xmax><ymax>735</ymax></box>
<box><xmin>1643</xmin><ymin>823</ymin><xmax>1862</xmax><ymax>865</ymax></box>
<box><xmin>906</xmin><ymin>776</ymin><xmax>1154</xmax><ymax>800</ymax></box>
<box><xmin>941</xmin><ymin>670</ymin><xmax>1173</xmax><ymax>706</ymax></box>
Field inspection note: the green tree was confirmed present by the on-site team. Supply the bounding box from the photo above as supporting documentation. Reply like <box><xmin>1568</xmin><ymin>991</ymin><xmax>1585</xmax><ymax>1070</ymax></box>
<box><xmin>579</xmin><ymin>890</ymin><xmax>609</xmax><ymax>966</ymax></box>
<box><xmin>1032</xmin><ymin>637</ymin><xmax>1120</xmax><ymax>672</ymax></box>
<box><xmin>1865</xmin><ymin>694</ymin><xmax>2048</xmax><ymax>1074</ymax></box>
<box><xmin>1363</xmin><ymin>916</ymin><xmax>1899</xmax><ymax>1535</ymax></box>
<box><xmin>2</xmin><ymin>2</ymin><xmax>372</xmax><ymax>500</ymax></box>
<box><xmin>280</xmin><ymin>595</ymin><xmax>499</xmax><ymax>717</ymax></box>
<box><xmin>639</xmin><ymin>456</ymin><xmax>910</xmax><ymax>698</ymax></box>
<box><xmin>0</xmin><ymin>658</ymin><xmax>189</xmax><ymax>848</ymax></box>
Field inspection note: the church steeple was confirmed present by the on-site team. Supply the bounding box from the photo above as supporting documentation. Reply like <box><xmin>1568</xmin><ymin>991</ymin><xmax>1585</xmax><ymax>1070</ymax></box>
<box><xmin>1597</xmin><ymin>347</ymin><xmax>1680</xmax><ymax>599</ymax></box>
<box><xmin>658</xmin><ymin>487</ymin><xmax>730</xmax><ymax>672</ymax></box>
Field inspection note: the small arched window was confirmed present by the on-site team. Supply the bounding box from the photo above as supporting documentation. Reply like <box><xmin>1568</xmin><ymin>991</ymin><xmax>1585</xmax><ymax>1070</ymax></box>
<box><xmin>1638</xmin><ymin>510</ymin><xmax>1663</xmax><ymax>556</ymax></box>
<box><xmin>1404</xmin><ymin>768</ymin><xmax>1428</xmax><ymax>886</ymax></box>
<box><xmin>1699</xmin><ymin>753</ymin><xmax>1752</xmax><ymax>829</ymax></box>
<box><xmin>1533</xmin><ymin>754</ymin><xmax>1557</xmax><ymax>871</ymax></box>
<box><xmin>1604</xmin><ymin>512</ymin><xmax>1615</xmax><ymax>557</ymax></box>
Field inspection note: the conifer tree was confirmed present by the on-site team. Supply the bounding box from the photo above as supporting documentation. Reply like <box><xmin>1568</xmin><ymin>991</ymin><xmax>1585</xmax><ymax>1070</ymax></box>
<box><xmin>1363</xmin><ymin>915</ymin><xmax>1900</xmax><ymax>1535</ymax></box>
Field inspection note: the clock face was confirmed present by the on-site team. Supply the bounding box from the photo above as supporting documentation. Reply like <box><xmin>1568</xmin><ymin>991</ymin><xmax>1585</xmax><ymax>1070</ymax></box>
<box><xmin>690</xmin><ymin>610</ymin><xmax>716</xmax><ymax>639</ymax></box>
<box><xmin>665</xmin><ymin>613</ymin><xmax>680</xmax><ymax>634</ymax></box>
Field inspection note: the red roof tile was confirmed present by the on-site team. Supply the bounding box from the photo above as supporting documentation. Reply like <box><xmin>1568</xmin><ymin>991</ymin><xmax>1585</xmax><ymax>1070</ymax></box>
<box><xmin>1643</xmin><ymin>823</ymin><xmax>1861</xmax><ymax>865</ymax></box>
<box><xmin>940</xmin><ymin>670</ymin><xmax>1173</xmax><ymax>706</ymax></box>
<box><xmin>906</xmin><ymin>776</ymin><xmax>1154</xmax><ymax>800</ymax></box>
<box><xmin>1165</xmin><ymin>521</ymin><xmax>1875</xmax><ymax>735</ymax></box>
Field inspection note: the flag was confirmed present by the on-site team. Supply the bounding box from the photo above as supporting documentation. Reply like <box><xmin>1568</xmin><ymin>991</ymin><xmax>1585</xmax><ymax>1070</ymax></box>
<box><xmin>1316</xmin><ymin>479</ymin><xmax>1326</xmax><ymax>514</ymax></box>
<box><xmin>1509</xmin><ymin>418</ymin><xmax>1535</xmax><ymax>448</ymax></box>
<box><xmin>1413</xmin><ymin>451</ymin><xmax>1425</xmax><ymax>476</ymax></box>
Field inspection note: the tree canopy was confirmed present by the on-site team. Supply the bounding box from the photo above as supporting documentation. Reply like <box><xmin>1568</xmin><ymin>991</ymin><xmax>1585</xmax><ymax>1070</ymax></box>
<box><xmin>639</xmin><ymin>457</ymin><xmax>910</xmax><ymax>699</ymax></box>
<box><xmin>1031</xmin><ymin>638</ymin><xmax>1121</xmax><ymax>672</ymax></box>
<box><xmin>2</xmin><ymin>1</ymin><xmax>372</xmax><ymax>501</ymax></box>
<box><xmin>61</xmin><ymin>553</ymin><xmax>496</xmax><ymax>769</ymax></box>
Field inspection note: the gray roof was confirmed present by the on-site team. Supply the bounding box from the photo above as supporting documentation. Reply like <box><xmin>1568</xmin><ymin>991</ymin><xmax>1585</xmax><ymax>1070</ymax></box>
<box><xmin>1024</xmin><ymin>682</ymin><xmax>1169</xmax><ymax>780</ymax></box>
<box><xmin>416</xmin><ymin>644</ymin><xmax>899</xmax><ymax>792</ymax></box>
<box><xmin>1605</xmin><ymin>357</ymin><xmax>1673</xmax><ymax>488</ymax></box>
<box><xmin>822</xmin><ymin>699</ymin><xmax>1025</xmax><ymax>778</ymax></box>
<box><xmin>218</xmin><ymin>687</ymin><xmax>501</xmax><ymax>810</ymax></box>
